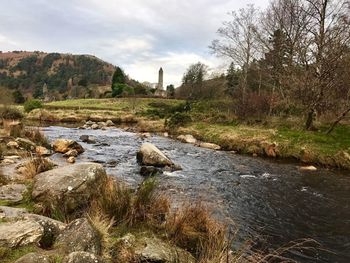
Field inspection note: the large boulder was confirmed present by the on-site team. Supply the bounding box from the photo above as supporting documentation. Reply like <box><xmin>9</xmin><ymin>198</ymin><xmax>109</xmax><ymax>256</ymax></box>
<box><xmin>63</xmin><ymin>251</ymin><xmax>104</xmax><ymax>263</ymax></box>
<box><xmin>55</xmin><ymin>218</ymin><xmax>101</xmax><ymax>255</ymax></box>
<box><xmin>52</xmin><ymin>139</ymin><xmax>84</xmax><ymax>154</ymax></box>
<box><xmin>32</xmin><ymin>163</ymin><xmax>107</xmax><ymax>212</ymax></box>
<box><xmin>15</xmin><ymin>253</ymin><xmax>51</xmax><ymax>263</ymax></box>
<box><xmin>0</xmin><ymin>183</ymin><xmax>27</xmax><ymax>203</ymax></box>
<box><xmin>177</xmin><ymin>134</ymin><xmax>197</xmax><ymax>144</ymax></box>
<box><xmin>0</xmin><ymin>220</ymin><xmax>43</xmax><ymax>248</ymax></box>
<box><xmin>137</xmin><ymin>143</ymin><xmax>173</xmax><ymax>167</ymax></box>
<box><xmin>0</xmin><ymin>206</ymin><xmax>66</xmax><ymax>248</ymax></box>
<box><xmin>118</xmin><ymin>234</ymin><xmax>195</xmax><ymax>263</ymax></box>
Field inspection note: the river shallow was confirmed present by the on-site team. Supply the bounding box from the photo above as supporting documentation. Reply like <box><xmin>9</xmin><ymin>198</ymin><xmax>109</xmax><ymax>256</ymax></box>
<box><xmin>43</xmin><ymin>125</ymin><xmax>350</xmax><ymax>262</ymax></box>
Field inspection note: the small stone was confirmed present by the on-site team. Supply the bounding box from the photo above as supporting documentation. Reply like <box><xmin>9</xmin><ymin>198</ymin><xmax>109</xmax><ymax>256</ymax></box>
<box><xmin>105</xmin><ymin>120</ymin><xmax>114</xmax><ymax>127</ymax></box>
<box><xmin>2</xmin><ymin>159</ymin><xmax>16</xmax><ymax>165</ymax></box>
<box><xmin>252</xmin><ymin>153</ymin><xmax>258</xmax><ymax>157</ymax></box>
<box><xmin>63</xmin><ymin>149</ymin><xmax>79</xmax><ymax>157</ymax></box>
<box><xmin>177</xmin><ymin>134</ymin><xmax>197</xmax><ymax>144</ymax></box>
<box><xmin>91</xmin><ymin>124</ymin><xmax>99</xmax><ymax>130</ymax></box>
<box><xmin>67</xmin><ymin>157</ymin><xmax>76</xmax><ymax>164</ymax></box>
<box><xmin>299</xmin><ymin>165</ymin><xmax>317</xmax><ymax>171</ymax></box>
<box><xmin>35</xmin><ymin>146</ymin><xmax>51</xmax><ymax>156</ymax></box>
<box><xmin>7</xmin><ymin>141</ymin><xmax>19</xmax><ymax>149</ymax></box>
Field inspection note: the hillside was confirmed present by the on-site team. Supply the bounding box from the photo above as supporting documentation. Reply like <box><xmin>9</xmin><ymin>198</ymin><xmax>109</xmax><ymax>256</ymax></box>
<box><xmin>0</xmin><ymin>51</ymin><xmax>117</xmax><ymax>99</ymax></box>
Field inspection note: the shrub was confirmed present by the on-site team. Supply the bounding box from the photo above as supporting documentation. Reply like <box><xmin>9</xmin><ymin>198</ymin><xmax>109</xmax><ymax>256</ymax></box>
<box><xmin>24</xmin><ymin>128</ymin><xmax>50</xmax><ymax>147</ymax></box>
<box><xmin>24</xmin><ymin>99</ymin><xmax>43</xmax><ymax>113</ymax></box>
<box><xmin>0</xmin><ymin>107</ymin><xmax>23</xmax><ymax>120</ymax></box>
<box><xmin>112</xmin><ymin>83</ymin><xmax>134</xmax><ymax>97</ymax></box>
<box><xmin>165</xmin><ymin>112</ymin><xmax>192</xmax><ymax>129</ymax></box>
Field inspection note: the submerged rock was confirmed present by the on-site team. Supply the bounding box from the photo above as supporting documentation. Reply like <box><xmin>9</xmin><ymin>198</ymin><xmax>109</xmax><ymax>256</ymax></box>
<box><xmin>32</xmin><ymin>163</ymin><xmax>107</xmax><ymax>212</ymax></box>
<box><xmin>80</xmin><ymin>135</ymin><xmax>96</xmax><ymax>144</ymax></box>
<box><xmin>137</xmin><ymin>143</ymin><xmax>174</xmax><ymax>167</ymax></box>
<box><xmin>52</xmin><ymin>139</ymin><xmax>84</xmax><ymax>154</ymax></box>
<box><xmin>55</xmin><ymin>218</ymin><xmax>101</xmax><ymax>255</ymax></box>
<box><xmin>140</xmin><ymin>166</ymin><xmax>163</xmax><ymax>176</ymax></box>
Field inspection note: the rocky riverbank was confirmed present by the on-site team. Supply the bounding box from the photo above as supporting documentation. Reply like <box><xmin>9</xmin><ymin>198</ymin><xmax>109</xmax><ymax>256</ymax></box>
<box><xmin>0</xmin><ymin>124</ymin><xmax>231</xmax><ymax>262</ymax></box>
<box><xmin>24</xmin><ymin>108</ymin><xmax>350</xmax><ymax>171</ymax></box>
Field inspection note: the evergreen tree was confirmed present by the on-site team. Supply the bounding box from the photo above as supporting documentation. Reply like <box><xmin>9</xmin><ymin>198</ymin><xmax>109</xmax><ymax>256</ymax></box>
<box><xmin>111</xmin><ymin>67</ymin><xmax>126</xmax><ymax>87</ymax></box>
<box><xmin>226</xmin><ymin>62</ymin><xmax>240</xmax><ymax>97</ymax></box>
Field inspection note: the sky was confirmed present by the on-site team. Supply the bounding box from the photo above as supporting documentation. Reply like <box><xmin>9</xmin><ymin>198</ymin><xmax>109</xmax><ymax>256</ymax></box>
<box><xmin>0</xmin><ymin>0</ymin><xmax>270</xmax><ymax>87</ymax></box>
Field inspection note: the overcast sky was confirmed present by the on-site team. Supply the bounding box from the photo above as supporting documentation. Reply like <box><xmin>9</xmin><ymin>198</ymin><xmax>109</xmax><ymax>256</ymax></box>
<box><xmin>0</xmin><ymin>0</ymin><xmax>269</xmax><ymax>86</ymax></box>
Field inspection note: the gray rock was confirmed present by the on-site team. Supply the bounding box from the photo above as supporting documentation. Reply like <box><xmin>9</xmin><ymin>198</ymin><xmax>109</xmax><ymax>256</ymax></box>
<box><xmin>197</xmin><ymin>142</ymin><xmax>221</xmax><ymax>150</ymax></box>
<box><xmin>0</xmin><ymin>220</ymin><xmax>43</xmax><ymax>248</ymax></box>
<box><xmin>15</xmin><ymin>252</ymin><xmax>51</xmax><ymax>263</ymax></box>
<box><xmin>105</xmin><ymin>120</ymin><xmax>114</xmax><ymax>127</ymax></box>
<box><xmin>56</xmin><ymin>218</ymin><xmax>101</xmax><ymax>255</ymax></box>
<box><xmin>177</xmin><ymin>134</ymin><xmax>197</xmax><ymax>144</ymax></box>
<box><xmin>136</xmin><ymin>143</ymin><xmax>174</xmax><ymax>167</ymax></box>
<box><xmin>0</xmin><ymin>206</ymin><xmax>66</xmax><ymax>248</ymax></box>
<box><xmin>63</xmin><ymin>251</ymin><xmax>104</xmax><ymax>263</ymax></box>
<box><xmin>52</xmin><ymin>139</ymin><xmax>84</xmax><ymax>154</ymax></box>
<box><xmin>15</xmin><ymin>138</ymin><xmax>36</xmax><ymax>150</ymax></box>
<box><xmin>0</xmin><ymin>183</ymin><xmax>27</xmax><ymax>203</ymax></box>
<box><xmin>91</xmin><ymin>124</ymin><xmax>99</xmax><ymax>130</ymax></box>
<box><xmin>63</xmin><ymin>149</ymin><xmax>79</xmax><ymax>157</ymax></box>
<box><xmin>0</xmin><ymin>206</ymin><xmax>27</xmax><ymax>219</ymax></box>
<box><xmin>32</xmin><ymin>163</ymin><xmax>107</xmax><ymax>212</ymax></box>
<box><xmin>119</xmin><ymin>234</ymin><xmax>195</xmax><ymax>263</ymax></box>
<box><xmin>80</xmin><ymin>135</ymin><xmax>96</xmax><ymax>144</ymax></box>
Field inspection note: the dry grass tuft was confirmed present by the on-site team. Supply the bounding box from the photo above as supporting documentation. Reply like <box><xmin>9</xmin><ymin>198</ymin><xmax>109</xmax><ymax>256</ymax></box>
<box><xmin>166</xmin><ymin>203</ymin><xmax>229</xmax><ymax>262</ymax></box>
<box><xmin>91</xmin><ymin>177</ymin><xmax>169</xmax><ymax>228</ymax></box>
<box><xmin>24</xmin><ymin>127</ymin><xmax>50</xmax><ymax>147</ymax></box>
<box><xmin>126</xmin><ymin>178</ymin><xmax>170</xmax><ymax>227</ymax></box>
<box><xmin>19</xmin><ymin>157</ymin><xmax>55</xmax><ymax>179</ymax></box>
<box><xmin>88</xmin><ymin>209</ymin><xmax>114</xmax><ymax>260</ymax></box>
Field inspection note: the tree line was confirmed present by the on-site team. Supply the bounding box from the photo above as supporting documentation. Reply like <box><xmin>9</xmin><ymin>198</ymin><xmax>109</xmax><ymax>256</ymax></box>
<box><xmin>179</xmin><ymin>0</ymin><xmax>350</xmax><ymax>131</ymax></box>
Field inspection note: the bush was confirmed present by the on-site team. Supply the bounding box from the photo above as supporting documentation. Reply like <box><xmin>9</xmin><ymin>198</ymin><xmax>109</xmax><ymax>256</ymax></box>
<box><xmin>165</xmin><ymin>112</ymin><xmax>192</xmax><ymax>129</ymax></box>
<box><xmin>24</xmin><ymin>99</ymin><xmax>43</xmax><ymax>113</ymax></box>
<box><xmin>0</xmin><ymin>106</ymin><xmax>23</xmax><ymax>120</ymax></box>
<box><xmin>112</xmin><ymin>83</ymin><xmax>134</xmax><ymax>97</ymax></box>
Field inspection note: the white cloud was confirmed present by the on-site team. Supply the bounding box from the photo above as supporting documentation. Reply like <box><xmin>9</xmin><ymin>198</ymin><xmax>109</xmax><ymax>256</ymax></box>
<box><xmin>0</xmin><ymin>0</ymin><xmax>270</xmax><ymax>85</ymax></box>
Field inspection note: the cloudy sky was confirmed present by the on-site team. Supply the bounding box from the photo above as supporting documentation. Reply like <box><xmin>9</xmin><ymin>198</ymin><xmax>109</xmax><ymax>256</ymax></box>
<box><xmin>0</xmin><ymin>0</ymin><xmax>269</xmax><ymax>86</ymax></box>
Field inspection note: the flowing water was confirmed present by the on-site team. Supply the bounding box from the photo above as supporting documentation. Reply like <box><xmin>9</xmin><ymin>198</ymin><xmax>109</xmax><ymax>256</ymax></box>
<box><xmin>43</xmin><ymin>126</ymin><xmax>350</xmax><ymax>262</ymax></box>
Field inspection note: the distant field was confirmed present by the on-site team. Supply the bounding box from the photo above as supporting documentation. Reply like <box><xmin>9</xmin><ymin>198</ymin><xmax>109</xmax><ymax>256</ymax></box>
<box><xmin>45</xmin><ymin>98</ymin><xmax>184</xmax><ymax>112</ymax></box>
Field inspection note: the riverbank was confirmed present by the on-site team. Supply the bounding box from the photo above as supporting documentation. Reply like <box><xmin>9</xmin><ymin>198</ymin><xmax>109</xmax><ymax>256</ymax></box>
<box><xmin>0</xmin><ymin>125</ymin><xmax>232</xmax><ymax>262</ymax></box>
<box><xmin>23</xmin><ymin>98</ymin><xmax>350</xmax><ymax>170</ymax></box>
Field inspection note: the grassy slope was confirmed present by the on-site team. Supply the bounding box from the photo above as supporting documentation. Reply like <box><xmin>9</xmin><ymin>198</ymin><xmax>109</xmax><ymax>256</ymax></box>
<box><xmin>32</xmin><ymin>98</ymin><xmax>350</xmax><ymax>169</ymax></box>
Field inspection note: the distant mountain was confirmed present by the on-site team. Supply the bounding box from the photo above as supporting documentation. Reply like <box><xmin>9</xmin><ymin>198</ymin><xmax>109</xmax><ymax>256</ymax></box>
<box><xmin>0</xmin><ymin>51</ymin><xmax>118</xmax><ymax>99</ymax></box>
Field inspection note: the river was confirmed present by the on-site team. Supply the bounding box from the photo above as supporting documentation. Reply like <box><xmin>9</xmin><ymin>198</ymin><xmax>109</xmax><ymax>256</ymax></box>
<box><xmin>43</xmin><ymin>125</ymin><xmax>350</xmax><ymax>262</ymax></box>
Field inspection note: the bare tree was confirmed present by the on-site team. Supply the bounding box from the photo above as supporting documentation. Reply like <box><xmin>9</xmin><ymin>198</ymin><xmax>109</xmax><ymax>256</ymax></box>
<box><xmin>303</xmin><ymin>0</ymin><xmax>350</xmax><ymax>129</ymax></box>
<box><xmin>210</xmin><ymin>4</ymin><xmax>260</xmax><ymax>103</ymax></box>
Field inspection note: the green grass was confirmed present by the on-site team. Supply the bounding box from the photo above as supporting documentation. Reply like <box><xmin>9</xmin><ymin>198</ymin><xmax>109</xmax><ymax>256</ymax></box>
<box><xmin>0</xmin><ymin>245</ymin><xmax>38</xmax><ymax>263</ymax></box>
<box><xmin>45</xmin><ymin>98</ymin><xmax>184</xmax><ymax>113</ymax></box>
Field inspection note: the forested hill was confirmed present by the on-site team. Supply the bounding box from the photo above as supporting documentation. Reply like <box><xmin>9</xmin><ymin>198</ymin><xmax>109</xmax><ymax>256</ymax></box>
<box><xmin>0</xmin><ymin>51</ymin><xmax>117</xmax><ymax>99</ymax></box>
